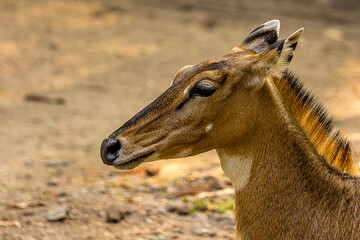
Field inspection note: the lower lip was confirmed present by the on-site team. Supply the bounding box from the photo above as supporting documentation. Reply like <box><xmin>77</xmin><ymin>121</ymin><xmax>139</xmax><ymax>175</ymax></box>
<box><xmin>114</xmin><ymin>151</ymin><xmax>155</xmax><ymax>170</ymax></box>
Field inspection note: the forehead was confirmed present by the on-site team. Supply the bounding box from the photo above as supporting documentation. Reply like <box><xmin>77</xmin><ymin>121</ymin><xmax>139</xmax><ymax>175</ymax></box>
<box><xmin>174</xmin><ymin>51</ymin><xmax>253</xmax><ymax>83</ymax></box>
<box><xmin>180</xmin><ymin>61</ymin><xmax>227</xmax><ymax>80</ymax></box>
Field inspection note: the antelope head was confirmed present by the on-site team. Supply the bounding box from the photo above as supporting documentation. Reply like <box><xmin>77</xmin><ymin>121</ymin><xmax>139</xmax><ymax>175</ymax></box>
<box><xmin>100</xmin><ymin>20</ymin><xmax>303</xmax><ymax>172</ymax></box>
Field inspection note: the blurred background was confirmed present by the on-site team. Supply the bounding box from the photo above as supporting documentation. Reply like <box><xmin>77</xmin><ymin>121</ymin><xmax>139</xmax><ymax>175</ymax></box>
<box><xmin>0</xmin><ymin>0</ymin><xmax>359</xmax><ymax>239</ymax></box>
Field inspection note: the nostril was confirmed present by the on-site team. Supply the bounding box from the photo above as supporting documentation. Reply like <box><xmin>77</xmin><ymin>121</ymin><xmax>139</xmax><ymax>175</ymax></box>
<box><xmin>101</xmin><ymin>138</ymin><xmax>121</xmax><ymax>165</ymax></box>
<box><xmin>107</xmin><ymin>140</ymin><xmax>121</xmax><ymax>159</ymax></box>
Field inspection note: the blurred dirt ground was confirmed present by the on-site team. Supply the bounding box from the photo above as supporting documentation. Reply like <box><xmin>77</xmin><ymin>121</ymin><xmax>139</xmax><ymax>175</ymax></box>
<box><xmin>0</xmin><ymin>0</ymin><xmax>360</xmax><ymax>239</ymax></box>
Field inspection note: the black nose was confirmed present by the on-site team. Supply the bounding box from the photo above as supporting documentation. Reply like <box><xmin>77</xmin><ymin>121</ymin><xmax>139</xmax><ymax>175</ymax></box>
<box><xmin>101</xmin><ymin>138</ymin><xmax>121</xmax><ymax>165</ymax></box>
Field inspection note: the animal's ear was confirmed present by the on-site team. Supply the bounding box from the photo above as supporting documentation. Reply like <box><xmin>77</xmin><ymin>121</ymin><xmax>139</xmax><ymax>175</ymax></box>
<box><xmin>171</xmin><ymin>65</ymin><xmax>193</xmax><ymax>86</ymax></box>
<box><xmin>231</xmin><ymin>20</ymin><xmax>280</xmax><ymax>54</ymax></box>
<box><xmin>258</xmin><ymin>28</ymin><xmax>304</xmax><ymax>78</ymax></box>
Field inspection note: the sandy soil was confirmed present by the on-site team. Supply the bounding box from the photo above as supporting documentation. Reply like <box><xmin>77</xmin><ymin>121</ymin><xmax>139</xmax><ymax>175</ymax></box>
<box><xmin>0</xmin><ymin>0</ymin><xmax>360</xmax><ymax>239</ymax></box>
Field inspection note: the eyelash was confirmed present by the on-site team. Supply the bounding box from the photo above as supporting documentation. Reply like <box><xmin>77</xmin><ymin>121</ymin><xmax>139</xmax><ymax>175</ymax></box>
<box><xmin>176</xmin><ymin>82</ymin><xmax>217</xmax><ymax>111</ymax></box>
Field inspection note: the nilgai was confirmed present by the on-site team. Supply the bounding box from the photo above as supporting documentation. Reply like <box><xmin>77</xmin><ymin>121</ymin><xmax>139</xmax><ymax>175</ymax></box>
<box><xmin>101</xmin><ymin>20</ymin><xmax>360</xmax><ymax>239</ymax></box>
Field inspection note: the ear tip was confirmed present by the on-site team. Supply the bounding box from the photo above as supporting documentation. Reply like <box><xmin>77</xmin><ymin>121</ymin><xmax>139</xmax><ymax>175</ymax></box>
<box><xmin>297</xmin><ymin>27</ymin><xmax>305</xmax><ymax>34</ymax></box>
<box><xmin>264</xmin><ymin>19</ymin><xmax>280</xmax><ymax>25</ymax></box>
<box><xmin>286</xmin><ymin>28</ymin><xmax>304</xmax><ymax>43</ymax></box>
<box><xmin>262</xmin><ymin>19</ymin><xmax>280</xmax><ymax>33</ymax></box>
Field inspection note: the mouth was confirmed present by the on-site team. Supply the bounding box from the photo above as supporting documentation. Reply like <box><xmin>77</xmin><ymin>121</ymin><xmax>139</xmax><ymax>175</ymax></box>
<box><xmin>113</xmin><ymin>151</ymin><xmax>155</xmax><ymax>170</ymax></box>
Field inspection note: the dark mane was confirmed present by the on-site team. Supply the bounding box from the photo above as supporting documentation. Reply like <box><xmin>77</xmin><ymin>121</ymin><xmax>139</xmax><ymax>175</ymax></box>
<box><xmin>272</xmin><ymin>70</ymin><xmax>359</xmax><ymax>176</ymax></box>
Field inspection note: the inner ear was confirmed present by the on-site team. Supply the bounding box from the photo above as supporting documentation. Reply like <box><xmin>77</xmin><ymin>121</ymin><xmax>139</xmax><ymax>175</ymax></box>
<box><xmin>257</xmin><ymin>28</ymin><xmax>304</xmax><ymax>79</ymax></box>
<box><xmin>171</xmin><ymin>65</ymin><xmax>194</xmax><ymax>86</ymax></box>
<box><xmin>232</xmin><ymin>20</ymin><xmax>280</xmax><ymax>54</ymax></box>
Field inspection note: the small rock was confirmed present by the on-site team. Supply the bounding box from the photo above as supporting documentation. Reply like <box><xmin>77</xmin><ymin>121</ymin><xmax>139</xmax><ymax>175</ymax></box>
<box><xmin>145</xmin><ymin>164</ymin><xmax>160</xmax><ymax>177</ymax></box>
<box><xmin>47</xmin><ymin>179</ymin><xmax>59</xmax><ymax>186</ymax></box>
<box><xmin>145</xmin><ymin>207</ymin><xmax>153</xmax><ymax>216</ymax></box>
<box><xmin>149</xmin><ymin>186</ymin><xmax>163</xmax><ymax>192</ymax></box>
<box><xmin>36</xmin><ymin>222</ymin><xmax>45</xmax><ymax>228</ymax></box>
<box><xmin>24</xmin><ymin>159</ymin><xmax>33</xmax><ymax>167</ymax></box>
<box><xmin>105</xmin><ymin>205</ymin><xmax>126</xmax><ymax>223</ymax></box>
<box><xmin>170</xmin><ymin>175</ymin><xmax>225</xmax><ymax>197</ymax></box>
<box><xmin>203</xmin><ymin>176</ymin><xmax>224</xmax><ymax>190</ymax></box>
<box><xmin>134</xmin><ymin>186</ymin><xmax>146</xmax><ymax>192</ymax></box>
<box><xmin>192</xmin><ymin>223</ymin><xmax>216</xmax><ymax>237</ymax></box>
<box><xmin>55</xmin><ymin>189</ymin><xmax>67</xmax><ymax>197</ymax></box>
<box><xmin>166</xmin><ymin>202</ymin><xmax>191</xmax><ymax>216</ymax></box>
<box><xmin>166</xmin><ymin>185</ymin><xmax>177</xmax><ymax>194</ymax></box>
<box><xmin>194</xmin><ymin>212</ymin><xmax>208</xmax><ymax>222</ymax></box>
<box><xmin>22</xmin><ymin>211</ymin><xmax>34</xmax><ymax>216</ymax></box>
<box><xmin>95</xmin><ymin>187</ymin><xmax>108</xmax><ymax>195</ymax></box>
<box><xmin>224</xmin><ymin>179</ymin><xmax>232</xmax><ymax>186</ymax></box>
<box><xmin>208</xmin><ymin>212</ymin><xmax>236</xmax><ymax>229</ymax></box>
<box><xmin>46</xmin><ymin>205</ymin><xmax>68</xmax><ymax>221</ymax></box>
<box><xmin>44</xmin><ymin>159</ymin><xmax>68</xmax><ymax>168</ymax></box>
<box><xmin>80</xmin><ymin>187</ymin><xmax>88</xmax><ymax>194</ymax></box>
<box><xmin>156</xmin><ymin>207</ymin><xmax>167</xmax><ymax>215</ymax></box>
<box><xmin>24</xmin><ymin>173</ymin><xmax>32</xmax><ymax>179</ymax></box>
<box><xmin>24</xmin><ymin>94</ymin><xmax>66</xmax><ymax>105</ymax></box>
<box><xmin>48</xmin><ymin>42</ymin><xmax>58</xmax><ymax>51</ymax></box>
<box><xmin>0</xmin><ymin>220</ymin><xmax>21</xmax><ymax>228</ymax></box>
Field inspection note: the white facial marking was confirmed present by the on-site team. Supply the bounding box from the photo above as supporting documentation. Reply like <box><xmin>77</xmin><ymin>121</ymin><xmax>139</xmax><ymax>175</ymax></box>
<box><xmin>184</xmin><ymin>85</ymin><xmax>191</xmax><ymax>96</ymax></box>
<box><xmin>205</xmin><ymin>123</ymin><xmax>214</xmax><ymax>132</ymax></box>
<box><xmin>248</xmin><ymin>76</ymin><xmax>263</xmax><ymax>88</ymax></box>
<box><xmin>216</xmin><ymin>150</ymin><xmax>253</xmax><ymax>191</ymax></box>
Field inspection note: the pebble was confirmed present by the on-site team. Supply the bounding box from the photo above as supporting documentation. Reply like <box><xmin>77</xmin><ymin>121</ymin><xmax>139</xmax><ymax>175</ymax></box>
<box><xmin>95</xmin><ymin>187</ymin><xmax>108</xmax><ymax>195</ymax></box>
<box><xmin>36</xmin><ymin>222</ymin><xmax>45</xmax><ymax>228</ymax></box>
<box><xmin>24</xmin><ymin>159</ymin><xmax>33</xmax><ymax>167</ymax></box>
<box><xmin>208</xmin><ymin>212</ymin><xmax>236</xmax><ymax>229</ymax></box>
<box><xmin>192</xmin><ymin>222</ymin><xmax>216</xmax><ymax>237</ymax></box>
<box><xmin>47</xmin><ymin>178</ymin><xmax>59</xmax><ymax>186</ymax></box>
<box><xmin>156</xmin><ymin>208</ymin><xmax>167</xmax><ymax>215</ymax></box>
<box><xmin>105</xmin><ymin>205</ymin><xmax>126</xmax><ymax>223</ymax></box>
<box><xmin>166</xmin><ymin>202</ymin><xmax>191</xmax><ymax>215</ymax></box>
<box><xmin>199</xmin><ymin>176</ymin><xmax>224</xmax><ymax>190</ymax></box>
<box><xmin>80</xmin><ymin>187</ymin><xmax>88</xmax><ymax>194</ymax></box>
<box><xmin>46</xmin><ymin>205</ymin><xmax>68</xmax><ymax>221</ymax></box>
<box><xmin>145</xmin><ymin>164</ymin><xmax>160</xmax><ymax>177</ymax></box>
<box><xmin>55</xmin><ymin>189</ymin><xmax>67</xmax><ymax>197</ymax></box>
<box><xmin>44</xmin><ymin>159</ymin><xmax>68</xmax><ymax>168</ymax></box>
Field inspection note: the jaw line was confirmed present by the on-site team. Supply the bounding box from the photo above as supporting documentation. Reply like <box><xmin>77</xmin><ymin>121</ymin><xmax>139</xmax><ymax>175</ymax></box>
<box><xmin>113</xmin><ymin>151</ymin><xmax>155</xmax><ymax>170</ymax></box>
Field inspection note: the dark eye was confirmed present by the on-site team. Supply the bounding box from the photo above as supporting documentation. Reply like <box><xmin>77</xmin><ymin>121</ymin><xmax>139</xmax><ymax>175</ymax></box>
<box><xmin>191</xmin><ymin>83</ymin><xmax>217</xmax><ymax>97</ymax></box>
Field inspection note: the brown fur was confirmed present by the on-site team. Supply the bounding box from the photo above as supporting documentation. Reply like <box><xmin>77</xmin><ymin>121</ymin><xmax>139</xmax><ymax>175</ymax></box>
<box><xmin>101</xmin><ymin>20</ymin><xmax>360</xmax><ymax>239</ymax></box>
<box><xmin>232</xmin><ymin>74</ymin><xmax>360</xmax><ymax>239</ymax></box>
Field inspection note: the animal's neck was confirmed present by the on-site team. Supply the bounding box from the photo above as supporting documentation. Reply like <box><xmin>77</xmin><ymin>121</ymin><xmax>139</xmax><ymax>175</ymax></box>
<box><xmin>217</xmin><ymin>78</ymin><xmax>302</xmax><ymax>190</ymax></box>
<box><xmin>216</xmin><ymin>79</ymin><xmax>359</xmax><ymax>239</ymax></box>
<box><xmin>272</xmin><ymin>71</ymin><xmax>360</xmax><ymax>176</ymax></box>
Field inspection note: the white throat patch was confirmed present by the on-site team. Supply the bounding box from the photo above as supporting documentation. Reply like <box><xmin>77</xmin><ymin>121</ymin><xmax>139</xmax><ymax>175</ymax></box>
<box><xmin>216</xmin><ymin>150</ymin><xmax>253</xmax><ymax>191</ymax></box>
